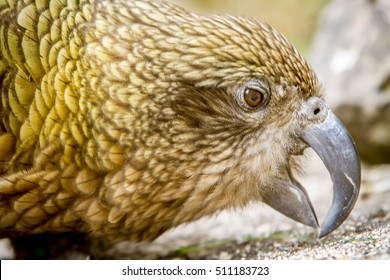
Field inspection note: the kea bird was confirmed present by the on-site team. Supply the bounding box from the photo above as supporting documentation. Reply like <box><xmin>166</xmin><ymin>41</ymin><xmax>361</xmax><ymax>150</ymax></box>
<box><xmin>0</xmin><ymin>0</ymin><xmax>360</xmax><ymax>257</ymax></box>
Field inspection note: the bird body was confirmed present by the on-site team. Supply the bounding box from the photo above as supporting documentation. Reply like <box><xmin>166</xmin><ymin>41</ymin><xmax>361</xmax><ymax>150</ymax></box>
<box><xmin>0</xmin><ymin>0</ymin><xmax>359</xmax><ymax>244</ymax></box>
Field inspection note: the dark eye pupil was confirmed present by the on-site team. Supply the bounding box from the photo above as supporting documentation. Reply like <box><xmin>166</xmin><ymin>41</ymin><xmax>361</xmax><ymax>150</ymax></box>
<box><xmin>244</xmin><ymin>88</ymin><xmax>263</xmax><ymax>107</ymax></box>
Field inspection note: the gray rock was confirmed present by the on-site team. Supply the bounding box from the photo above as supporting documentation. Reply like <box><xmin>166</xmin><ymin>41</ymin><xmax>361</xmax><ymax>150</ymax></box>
<box><xmin>310</xmin><ymin>0</ymin><xmax>390</xmax><ymax>164</ymax></box>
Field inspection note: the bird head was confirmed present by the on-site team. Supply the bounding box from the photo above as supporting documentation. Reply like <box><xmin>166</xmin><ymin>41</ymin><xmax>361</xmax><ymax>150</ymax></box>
<box><xmin>82</xmin><ymin>0</ymin><xmax>361</xmax><ymax>240</ymax></box>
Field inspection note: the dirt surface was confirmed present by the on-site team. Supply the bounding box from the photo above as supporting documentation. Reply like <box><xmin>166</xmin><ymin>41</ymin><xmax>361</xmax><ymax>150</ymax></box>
<box><xmin>164</xmin><ymin>209</ymin><xmax>390</xmax><ymax>260</ymax></box>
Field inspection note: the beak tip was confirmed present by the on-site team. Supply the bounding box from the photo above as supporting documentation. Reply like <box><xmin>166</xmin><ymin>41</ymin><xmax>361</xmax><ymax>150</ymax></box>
<box><xmin>318</xmin><ymin>229</ymin><xmax>329</xmax><ymax>239</ymax></box>
<box><xmin>318</xmin><ymin>225</ymin><xmax>336</xmax><ymax>238</ymax></box>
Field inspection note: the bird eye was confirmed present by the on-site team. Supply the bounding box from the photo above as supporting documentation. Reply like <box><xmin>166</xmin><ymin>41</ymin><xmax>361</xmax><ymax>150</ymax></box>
<box><xmin>244</xmin><ymin>88</ymin><xmax>264</xmax><ymax>107</ymax></box>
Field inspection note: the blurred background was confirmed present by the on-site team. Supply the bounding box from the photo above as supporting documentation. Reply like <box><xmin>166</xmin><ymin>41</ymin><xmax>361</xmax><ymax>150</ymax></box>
<box><xmin>168</xmin><ymin>0</ymin><xmax>329</xmax><ymax>54</ymax></box>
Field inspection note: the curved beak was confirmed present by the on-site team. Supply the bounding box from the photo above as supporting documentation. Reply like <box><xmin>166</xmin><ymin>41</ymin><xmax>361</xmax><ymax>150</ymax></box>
<box><xmin>301</xmin><ymin>111</ymin><xmax>361</xmax><ymax>237</ymax></box>
<box><xmin>261</xmin><ymin>111</ymin><xmax>360</xmax><ymax>238</ymax></box>
<box><xmin>261</xmin><ymin>171</ymin><xmax>319</xmax><ymax>229</ymax></box>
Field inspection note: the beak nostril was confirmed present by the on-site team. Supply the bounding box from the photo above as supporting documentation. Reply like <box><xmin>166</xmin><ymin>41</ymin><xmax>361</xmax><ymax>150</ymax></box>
<box><xmin>304</xmin><ymin>98</ymin><xmax>328</xmax><ymax>121</ymax></box>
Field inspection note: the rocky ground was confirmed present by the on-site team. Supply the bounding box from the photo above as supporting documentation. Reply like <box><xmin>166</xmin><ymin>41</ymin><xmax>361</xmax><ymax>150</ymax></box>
<box><xmin>165</xmin><ymin>208</ymin><xmax>390</xmax><ymax>260</ymax></box>
<box><xmin>163</xmin><ymin>216</ymin><xmax>389</xmax><ymax>260</ymax></box>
